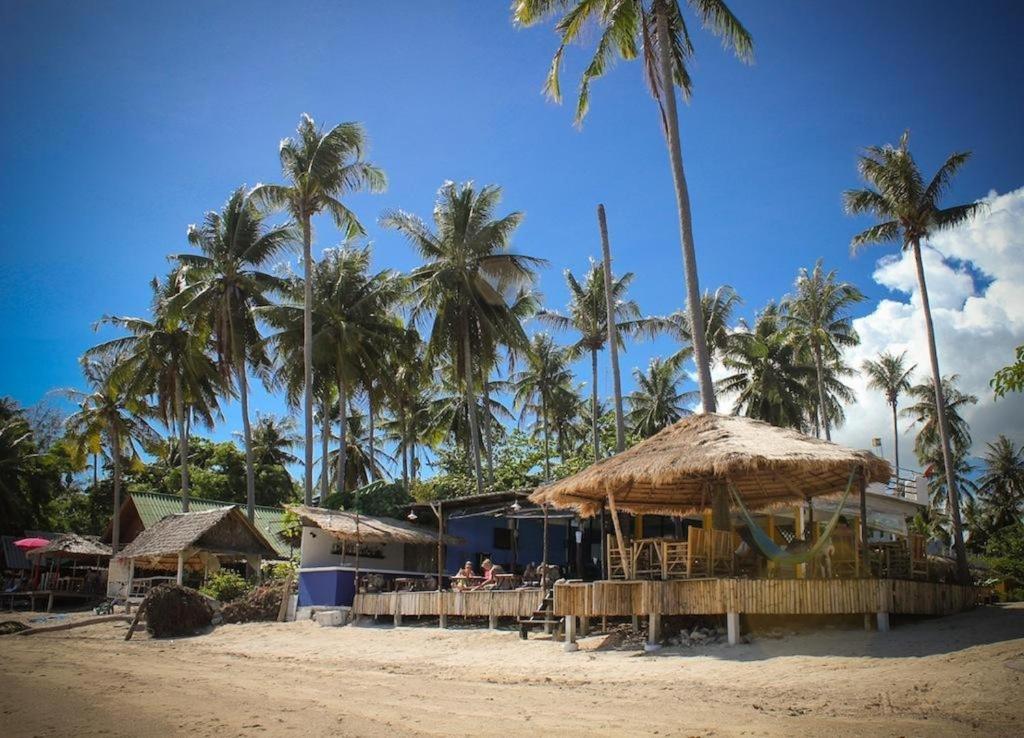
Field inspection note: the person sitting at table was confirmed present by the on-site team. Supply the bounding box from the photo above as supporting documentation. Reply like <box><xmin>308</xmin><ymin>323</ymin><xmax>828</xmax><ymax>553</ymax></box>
<box><xmin>453</xmin><ymin>561</ymin><xmax>475</xmax><ymax>590</ymax></box>
<box><xmin>522</xmin><ymin>562</ymin><xmax>538</xmax><ymax>586</ymax></box>
<box><xmin>470</xmin><ymin>559</ymin><xmax>495</xmax><ymax>590</ymax></box>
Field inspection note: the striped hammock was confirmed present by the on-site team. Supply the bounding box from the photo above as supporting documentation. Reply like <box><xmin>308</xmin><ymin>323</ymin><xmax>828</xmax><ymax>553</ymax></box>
<box><xmin>727</xmin><ymin>469</ymin><xmax>856</xmax><ymax>566</ymax></box>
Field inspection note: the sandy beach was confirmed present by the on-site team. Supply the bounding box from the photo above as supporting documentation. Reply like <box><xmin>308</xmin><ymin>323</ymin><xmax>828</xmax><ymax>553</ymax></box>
<box><xmin>2</xmin><ymin>604</ymin><xmax>1023</xmax><ymax>737</ymax></box>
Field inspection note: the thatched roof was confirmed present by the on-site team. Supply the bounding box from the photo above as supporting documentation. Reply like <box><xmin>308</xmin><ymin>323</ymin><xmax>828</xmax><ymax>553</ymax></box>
<box><xmin>117</xmin><ymin>506</ymin><xmax>277</xmax><ymax>561</ymax></box>
<box><xmin>530</xmin><ymin>414</ymin><xmax>891</xmax><ymax>517</ymax></box>
<box><xmin>27</xmin><ymin>533</ymin><xmax>111</xmax><ymax>560</ymax></box>
<box><xmin>289</xmin><ymin>505</ymin><xmax>458</xmax><ymax>546</ymax></box>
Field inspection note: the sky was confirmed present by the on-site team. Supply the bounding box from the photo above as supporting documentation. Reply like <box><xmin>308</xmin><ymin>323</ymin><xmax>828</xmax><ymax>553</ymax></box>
<box><xmin>1</xmin><ymin>0</ymin><xmax>1022</xmax><ymax>478</ymax></box>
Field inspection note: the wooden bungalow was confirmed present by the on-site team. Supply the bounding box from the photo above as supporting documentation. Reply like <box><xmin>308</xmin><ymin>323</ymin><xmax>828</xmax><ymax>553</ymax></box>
<box><xmin>352</xmin><ymin>415</ymin><xmax>984</xmax><ymax>643</ymax></box>
<box><xmin>114</xmin><ymin>506</ymin><xmax>277</xmax><ymax>601</ymax></box>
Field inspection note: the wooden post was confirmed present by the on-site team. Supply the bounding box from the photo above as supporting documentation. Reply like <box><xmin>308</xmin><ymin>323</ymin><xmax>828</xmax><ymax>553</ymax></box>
<box><xmin>394</xmin><ymin>610</ymin><xmax>402</xmax><ymax>627</ymax></box>
<box><xmin>439</xmin><ymin>590</ymin><xmax>447</xmax><ymax>628</ymax></box>
<box><xmin>126</xmin><ymin>558</ymin><xmax>135</xmax><ymax>605</ymax></box>
<box><xmin>563</xmin><ymin>615</ymin><xmax>578</xmax><ymax>652</ymax></box>
<box><xmin>859</xmin><ymin>472</ymin><xmax>870</xmax><ymax>576</ymax></box>
<box><xmin>579</xmin><ymin>616</ymin><xmax>589</xmax><ymax>636</ymax></box>
<box><xmin>176</xmin><ymin>551</ymin><xmax>185</xmax><ymax>585</ymax></box>
<box><xmin>795</xmin><ymin>505</ymin><xmax>806</xmax><ymax>579</ymax></box>
<box><xmin>727</xmin><ymin>611</ymin><xmax>740</xmax><ymax>645</ymax></box>
<box><xmin>488</xmin><ymin>613</ymin><xmax>498</xmax><ymax>630</ymax></box>
<box><xmin>432</xmin><ymin>501</ymin><xmax>444</xmax><ymax>591</ymax></box>
<box><xmin>276</xmin><ymin>571</ymin><xmax>295</xmax><ymax>622</ymax></box>
<box><xmin>607</xmin><ymin>490</ymin><xmax>631</xmax><ymax>579</ymax></box>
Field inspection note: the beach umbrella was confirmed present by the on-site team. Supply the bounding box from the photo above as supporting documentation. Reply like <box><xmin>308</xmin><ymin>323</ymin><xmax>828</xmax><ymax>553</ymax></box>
<box><xmin>14</xmin><ymin>537</ymin><xmax>49</xmax><ymax>550</ymax></box>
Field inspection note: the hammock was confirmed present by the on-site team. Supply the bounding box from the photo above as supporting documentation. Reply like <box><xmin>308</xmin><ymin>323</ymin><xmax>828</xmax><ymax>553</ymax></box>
<box><xmin>727</xmin><ymin>470</ymin><xmax>857</xmax><ymax>566</ymax></box>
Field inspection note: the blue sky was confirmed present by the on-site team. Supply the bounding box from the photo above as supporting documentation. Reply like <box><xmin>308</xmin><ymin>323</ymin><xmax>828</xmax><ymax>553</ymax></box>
<box><xmin>2</xmin><ymin>1</ymin><xmax>1022</xmax><ymax>470</ymax></box>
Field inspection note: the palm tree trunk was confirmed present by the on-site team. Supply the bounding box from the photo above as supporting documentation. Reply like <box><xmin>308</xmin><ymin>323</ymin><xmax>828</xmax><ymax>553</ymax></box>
<box><xmin>541</xmin><ymin>394</ymin><xmax>551</xmax><ymax>481</ymax></box>
<box><xmin>174</xmin><ymin>373</ymin><xmax>190</xmax><ymax>512</ymax></box>
<box><xmin>301</xmin><ymin>216</ymin><xmax>314</xmax><ymax>506</ymax></box>
<box><xmin>481</xmin><ymin>370</ymin><xmax>495</xmax><ymax>485</ymax></box>
<box><xmin>655</xmin><ymin>5</ymin><xmax>716</xmax><ymax>414</ymax></box>
<box><xmin>236</xmin><ymin>355</ymin><xmax>256</xmax><ymax>521</ymax></box>
<box><xmin>891</xmin><ymin>402</ymin><xmax>900</xmax><ymax>482</ymax></box>
<box><xmin>337</xmin><ymin>370</ymin><xmax>348</xmax><ymax>496</ymax></box>
<box><xmin>590</xmin><ymin>348</ymin><xmax>600</xmax><ymax>463</ymax></box>
<box><xmin>912</xmin><ymin>239</ymin><xmax>969</xmax><ymax>583</ymax></box>
<box><xmin>598</xmin><ymin>204</ymin><xmax>626</xmax><ymax>453</ymax></box>
<box><xmin>462</xmin><ymin>327</ymin><xmax>485</xmax><ymax>493</ymax></box>
<box><xmin>368</xmin><ymin>389</ymin><xmax>376</xmax><ymax>481</ymax></box>
<box><xmin>93</xmin><ymin>453</ymin><xmax>98</xmax><ymax>494</ymax></box>
<box><xmin>812</xmin><ymin>342</ymin><xmax>831</xmax><ymax>441</ymax></box>
<box><xmin>320</xmin><ymin>402</ymin><xmax>330</xmax><ymax>503</ymax></box>
<box><xmin>110</xmin><ymin>423</ymin><xmax>121</xmax><ymax>555</ymax></box>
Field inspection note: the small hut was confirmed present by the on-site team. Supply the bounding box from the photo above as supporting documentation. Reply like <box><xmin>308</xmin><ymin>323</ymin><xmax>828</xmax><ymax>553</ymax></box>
<box><xmin>27</xmin><ymin>533</ymin><xmax>112</xmax><ymax>561</ymax></box>
<box><xmin>531</xmin><ymin>414</ymin><xmax>890</xmax><ymax>578</ymax></box>
<box><xmin>115</xmin><ymin>506</ymin><xmax>277</xmax><ymax>597</ymax></box>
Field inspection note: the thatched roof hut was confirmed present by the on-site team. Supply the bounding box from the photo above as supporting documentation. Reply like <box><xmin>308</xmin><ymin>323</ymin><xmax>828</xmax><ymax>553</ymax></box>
<box><xmin>530</xmin><ymin>414</ymin><xmax>891</xmax><ymax>517</ymax></box>
<box><xmin>27</xmin><ymin>533</ymin><xmax>111</xmax><ymax>560</ymax></box>
<box><xmin>116</xmin><ymin>506</ymin><xmax>277</xmax><ymax>571</ymax></box>
<box><xmin>288</xmin><ymin>505</ymin><xmax>458</xmax><ymax>546</ymax></box>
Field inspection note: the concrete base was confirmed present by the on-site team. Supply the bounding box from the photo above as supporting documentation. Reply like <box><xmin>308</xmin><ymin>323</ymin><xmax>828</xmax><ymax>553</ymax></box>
<box><xmin>439</xmin><ymin>613</ymin><xmax>448</xmax><ymax>628</ymax></box>
<box><xmin>727</xmin><ymin>611</ymin><xmax>740</xmax><ymax>646</ymax></box>
<box><xmin>877</xmin><ymin>611</ymin><xmax>890</xmax><ymax>632</ymax></box>
<box><xmin>643</xmin><ymin>643</ymin><xmax>662</xmax><ymax>653</ymax></box>
<box><xmin>579</xmin><ymin>617</ymin><xmax>589</xmax><ymax>636</ymax></box>
<box><xmin>647</xmin><ymin>613</ymin><xmax>661</xmax><ymax>646</ymax></box>
<box><xmin>563</xmin><ymin>641</ymin><xmax>579</xmax><ymax>652</ymax></box>
<box><xmin>488</xmin><ymin>614</ymin><xmax>498</xmax><ymax>630</ymax></box>
<box><xmin>394</xmin><ymin>612</ymin><xmax>402</xmax><ymax>627</ymax></box>
<box><xmin>314</xmin><ymin>610</ymin><xmax>344</xmax><ymax>627</ymax></box>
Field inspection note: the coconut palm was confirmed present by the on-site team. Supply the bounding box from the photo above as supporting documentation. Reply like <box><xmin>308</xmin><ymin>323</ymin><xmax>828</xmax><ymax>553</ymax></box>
<box><xmin>718</xmin><ymin>303</ymin><xmax>815</xmax><ymax>430</ymax></box>
<box><xmin>87</xmin><ymin>276</ymin><xmax>225</xmax><ymax>512</ymax></box>
<box><xmin>172</xmin><ymin>186</ymin><xmax>295</xmax><ymax>520</ymax></box>
<box><xmin>977</xmin><ymin>435</ymin><xmax>1024</xmax><ymax>530</ymax></box>
<box><xmin>540</xmin><ymin>263</ymin><xmax>648</xmax><ymax>462</ymax></box>
<box><xmin>382</xmin><ymin>181</ymin><xmax>544</xmax><ymax>493</ymax></box>
<box><xmin>62</xmin><ymin>357</ymin><xmax>160</xmax><ymax>553</ymax></box>
<box><xmin>627</xmin><ymin>357</ymin><xmax>695</xmax><ymax>438</ymax></box>
<box><xmin>902</xmin><ymin>375</ymin><xmax>978</xmax><ymax>468</ymax></box>
<box><xmin>782</xmin><ymin>260</ymin><xmax>865</xmax><ymax>441</ymax></box>
<box><xmin>798</xmin><ymin>355</ymin><xmax>855</xmax><ymax>438</ymax></box>
<box><xmin>862</xmin><ymin>351</ymin><xmax>916</xmax><ymax>478</ymax></box>
<box><xmin>251</xmin><ymin>114</ymin><xmax>386</xmax><ymax>505</ymax></box>
<box><xmin>246</xmin><ymin>413</ymin><xmax>301</xmax><ymax>469</ymax></box>
<box><xmin>844</xmin><ymin>130</ymin><xmax>982</xmax><ymax>582</ymax></box>
<box><xmin>512</xmin><ymin>333</ymin><xmax>573</xmax><ymax>480</ymax></box>
<box><xmin>650</xmin><ymin>285</ymin><xmax>742</xmax><ymax>371</ymax></box>
<box><xmin>514</xmin><ymin>0</ymin><xmax>753</xmax><ymax>413</ymax></box>
<box><xmin>323</xmin><ymin>412</ymin><xmax>397</xmax><ymax>493</ymax></box>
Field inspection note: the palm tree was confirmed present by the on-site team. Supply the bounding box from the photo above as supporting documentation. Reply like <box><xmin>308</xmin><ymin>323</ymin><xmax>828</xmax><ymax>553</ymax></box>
<box><xmin>172</xmin><ymin>186</ymin><xmax>295</xmax><ymax>520</ymax></box>
<box><xmin>63</xmin><ymin>357</ymin><xmax>160</xmax><ymax>553</ymax></box>
<box><xmin>540</xmin><ymin>263</ymin><xmax>647</xmax><ymax>462</ymax></box>
<box><xmin>251</xmin><ymin>114</ymin><xmax>386</xmax><ymax>505</ymax></box>
<box><xmin>782</xmin><ymin>260</ymin><xmax>865</xmax><ymax>441</ymax></box>
<box><xmin>651</xmin><ymin>285</ymin><xmax>742</xmax><ymax>371</ymax></box>
<box><xmin>89</xmin><ymin>275</ymin><xmax>224</xmax><ymax>512</ymax></box>
<box><xmin>514</xmin><ymin>0</ymin><xmax>752</xmax><ymax>413</ymax></box>
<box><xmin>382</xmin><ymin>181</ymin><xmax>544</xmax><ymax>493</ymax></box>
<box><xmin>844</xmin><ymin>130</ymin><xmax>982</xmax><ymax>582</ymax></box>
<box><xmin>718</xmin><ymin>303</ymin><xmax>815</xmax><ymax>430</ymax></box>
<box><xmin>862</xmin><ymin>351</ymin><xmax>916</xmax><ymax>478</ymax></box>
<box><xmin>246</xmin><ymin>413</ymin><xmax>301</xmax><ymax>469</ymax></box>
<box><xmin>902</xmin><ymin>375</ymin><xmax>978</xmax><ymax>469</ymax></box>
<box><xmin>512</xmin><ymin>333</ymin><xmax>573</xmax><ymax>480</ymax></box>
<box><xmin>323</xmin><ymin>412</ymin><xmax>397</xmax><ymax>492</ymax></box>
<box><xmin>977</xmin><ymin>435</ymin><xmax>1024</xmax><ymax>530</ymax></box>
<box><xmin>627</xmin><ymin>357</ymin><xmax>694</xmax><ymax>438</ymax></box>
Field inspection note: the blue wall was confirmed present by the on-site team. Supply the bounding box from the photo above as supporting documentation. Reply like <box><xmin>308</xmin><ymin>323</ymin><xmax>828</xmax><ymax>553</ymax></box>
<box><xmin>444</xmin><ymin>516</ymin><xmax>567</xmax><ymax>574</ymax></box>
<box><xmin>298</xmin><ymin>569</ymin><xmax>355</xmax><ymax>607</ymax></box>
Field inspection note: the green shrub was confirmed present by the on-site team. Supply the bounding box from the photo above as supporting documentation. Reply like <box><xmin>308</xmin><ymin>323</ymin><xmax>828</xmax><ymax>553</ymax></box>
<box><xmin>199</xmin><ymin>571</ymin><xmax>251</xmax><ymax>603</ymax></box>
<box><xmin>262</xmin><ymin>560</ymin><xmax>297</xmax><ymax>582</ymax></box>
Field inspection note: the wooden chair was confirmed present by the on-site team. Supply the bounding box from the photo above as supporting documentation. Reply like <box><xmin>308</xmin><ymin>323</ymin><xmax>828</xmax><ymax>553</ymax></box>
<box><xmin>909</xmin><ymin>534</ymin><xmax>929</xmax><ymax>580</ymax></box>
<box><xmin>606</xmin><ymin>534</ymin><xmax>629</xmax><ymax>580</ymax></box>
<box><xmin>662</xmin><ymin>539</ymin><xmax>689</xmax><ymax>579</ymax></box>
<box><xmin>631</xmin><ymin>538</ymin><xmax>662</xmax><ymax>579</ymax></box>
<box><xmin>685</xmin><ymin>527</ymin><xmax>710</xmax><ymax>578</ymax></box>
<box><xmin>708</xmin><ymin>530</ymin><xmax>736</xmax><ymax>576</ymax></box>
<box><xmin>829</xmin><ymin>530</ymin><xmax>859</xmax><ymax>578</ymax></box>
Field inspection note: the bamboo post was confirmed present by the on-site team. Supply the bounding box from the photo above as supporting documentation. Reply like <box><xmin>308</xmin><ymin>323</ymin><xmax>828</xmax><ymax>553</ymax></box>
<box><xmin>176</xmin><ymin>551</ymin><xmax>185</xmax><ymax>585</ymax></box>
<box><xmin>276</xmin><ymin>571</ymin><xmax>294</xmax><ymax>622</ymax></box>
<box><xmin>607</xmin><ymin>490</ymin><xmax>631</xmax><ymax>579</ymax></box>
<box><xmin>859</xmin><ymin>471</ymin><xmax>870</xmax><ymax>576</ymax></box>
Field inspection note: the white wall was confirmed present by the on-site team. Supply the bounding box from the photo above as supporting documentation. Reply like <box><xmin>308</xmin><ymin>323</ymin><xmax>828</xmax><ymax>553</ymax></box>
<box><xmin>107</xmin><ymin>558</ymin><xmax>130</xmax><ymax>598</ymax></box>
<box><xmin>299</xmin><ymin>526</ymin><xmax>406</xmax><ymax>571</ymax></box>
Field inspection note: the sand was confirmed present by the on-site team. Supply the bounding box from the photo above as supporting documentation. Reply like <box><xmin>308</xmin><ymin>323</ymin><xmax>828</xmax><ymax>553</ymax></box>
<box><xmin>2</xmin><ymin>604</ymin><xmax>1023</xmax><ymax>737</ymax></box>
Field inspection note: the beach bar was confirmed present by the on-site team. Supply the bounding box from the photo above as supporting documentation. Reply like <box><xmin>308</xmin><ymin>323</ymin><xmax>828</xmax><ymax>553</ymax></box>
<box><xmin>352</xmin><ymin>415</ymin><xmax>985</xmax><ymax>641</ymax></box>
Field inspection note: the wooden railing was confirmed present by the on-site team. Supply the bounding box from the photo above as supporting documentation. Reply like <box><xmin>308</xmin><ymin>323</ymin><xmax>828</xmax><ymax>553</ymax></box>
<box><xmin>353</xmin><ymin>588</ymin><xmax>544</xmax><ymax>618</ymax></box>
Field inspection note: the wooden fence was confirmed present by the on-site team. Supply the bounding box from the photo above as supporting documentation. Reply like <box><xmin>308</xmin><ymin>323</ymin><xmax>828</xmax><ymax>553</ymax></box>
<box><xmin>353</xmin><ymin>589</ymin><xmax>543</xmax><ymax>618</ymax></box>
<box><xmin>553</xmin><ymin>578</ymin><xmax>983</xmax><ymax>618</ymax></box>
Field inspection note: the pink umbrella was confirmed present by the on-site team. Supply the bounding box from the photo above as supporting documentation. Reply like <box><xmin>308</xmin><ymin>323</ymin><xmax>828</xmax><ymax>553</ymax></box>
<box><xmin>14</xmin><ymin>537</ymin><xmax>50</xmax><ymax>550</ymax></box>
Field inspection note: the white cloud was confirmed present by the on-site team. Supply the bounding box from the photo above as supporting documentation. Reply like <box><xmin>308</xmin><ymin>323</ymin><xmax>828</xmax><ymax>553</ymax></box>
<box><xmin>833</xmin><ymin>186</ymin><xmax>1024</xmax><ymax>470</ymax></box>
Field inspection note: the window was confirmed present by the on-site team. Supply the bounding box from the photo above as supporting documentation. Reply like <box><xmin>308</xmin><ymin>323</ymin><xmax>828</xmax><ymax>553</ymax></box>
<box><xmin>493</xmin><ymin>527</ymin><xmax>512</xmax><ymax>550</ymax></box>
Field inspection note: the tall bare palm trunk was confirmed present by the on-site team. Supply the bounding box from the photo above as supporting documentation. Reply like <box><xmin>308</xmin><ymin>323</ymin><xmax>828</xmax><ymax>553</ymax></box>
<box><xmin>590</xmin><ymin>348</ymin><xmax>600</xmax><ymax>462</ymax></box>
<box><xmin>912</xmin><ymin>240</ymin><xmax>968</xmax><ymax>582</ymax></box>
<box><xmin>367</xmin><ymin>389</ymin><xmax>376</xmax><ymax>481</ymax></box>
<box><xmin>541</xmin><ymin>394</ymin><xmax>551</xmax><ymax>481</ymax></box>
<box><xmin>462</xmin><ymin>328</ymin><xmax>485</xmax><ymax>493</ymax></box>
<box><xmin>891</xmin><ymin>402</ymin><xmax>900</xmax><ymax>481</ymax></box>
<box><xmin>321</xmin><ymin>402</ymin><xmax>330</xmax><ymax>503</ymax></box>
<box><xmin>337</xmin><ymin>371</ymin><xmax>348</xmax><ymax>496</ymax></box>
<box><xmin>236</xmin><ymin>357</ymin><xmax>256</xmax><ymax>521</ymax></box>
<box><xmin>481</xmin><ymin>370</ymin><xmax>495</xmax><ymax>485</ymax></box>
<box><xmin>598</xmin><ymin>204</ymin><xmax>626</xmax><ymax>453</ymax></box>
<box><xmin>110</xmin><ymin>423</ymin><xmax>121</xmax><ymax>555</ymax></box>
<box><xmin>301</xmin><ymin>216</ymin><xmax>314</xmax><ymax>505</ymax></box>
<box><xmin>174</xmin><ymin>373</ymin><xmax>190</xmax><ymax>512</ymax></box>
<box><xmin>812</xmin><ymin>343</ymin><xmax>831</xmax><ymax>441</ymax></box>
<box><xmin>655</xmin><ymin>6</ymin><xmax>716</xmax><ymax>414</ymax></box>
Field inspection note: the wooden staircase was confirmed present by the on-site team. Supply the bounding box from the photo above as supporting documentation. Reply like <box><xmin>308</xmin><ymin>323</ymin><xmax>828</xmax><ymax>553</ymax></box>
<box><xmin>517</xmin><ymin>586</ymin><xmax>558</xmax><ymax>639</ymax></box>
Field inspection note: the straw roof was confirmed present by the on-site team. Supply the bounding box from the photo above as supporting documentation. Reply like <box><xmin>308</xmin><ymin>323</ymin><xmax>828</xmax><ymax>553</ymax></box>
<box><xmin>27</xmin><ymin>533</ymin><xmax>111</xmax><ymax>560</ymax></box>
<box><xmin>117</xmin><ymin>506</ymin><xmax>277</xmax><ymax>561</ymax></box>
<box><xmin>289</xmin><ymin>505</ymin><xmax>458</xmax><ymax>546</ymax></box>
<box><xmin>530</xmin><ymin>414</ymin><xmax>891</xmax><ymax>517</ymax></box>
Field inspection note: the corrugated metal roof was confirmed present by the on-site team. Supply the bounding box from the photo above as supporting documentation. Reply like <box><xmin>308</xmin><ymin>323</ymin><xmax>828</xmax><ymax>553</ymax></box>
<box><xmin>128</xmin><ymin>493</ymin><xmax>293</xmax><ymax>559</ymax></box>
<box><xmin>2</xmin><ymin>532</ymin><xmax>58</xmax><ymax>570</ymax></box>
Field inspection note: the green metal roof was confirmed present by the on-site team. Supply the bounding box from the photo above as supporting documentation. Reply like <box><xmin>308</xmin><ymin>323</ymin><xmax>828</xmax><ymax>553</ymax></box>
<box><xmin>128</xmin><ymin>492</ymin><xmax>294</xmax><ymax>559</ymax></box>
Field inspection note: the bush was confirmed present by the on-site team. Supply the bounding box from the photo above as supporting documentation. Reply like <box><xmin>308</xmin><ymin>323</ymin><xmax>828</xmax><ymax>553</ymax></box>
<box><xmin>262</xmin><ymin>560</ymin><xmax>297</xmax><ymax>582</ymax></box>
<box><xmin>144</xmin><ymin>584</ymin><xmax>213</xmax><ymax>637</ymax></box>
<box><xmin>199</xmin><ymin>571</ymin><xmax>251</xmax><ymax>603</ymax></box>
<box><xmin>221</xmin><ymin>583</ymin><xmax>286</xmax><ymax>624</ymax></box>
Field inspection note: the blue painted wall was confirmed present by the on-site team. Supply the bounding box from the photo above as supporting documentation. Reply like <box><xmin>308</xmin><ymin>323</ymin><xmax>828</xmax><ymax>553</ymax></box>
<box><xmin>298</xmin><ymin>569</ymin><xmax>355</xmax><ymax>607</ymax></box>
<box><xmin>444</xmin><ymin>516</ymin><xmax>567</xmax><ymax>574</ymax></box>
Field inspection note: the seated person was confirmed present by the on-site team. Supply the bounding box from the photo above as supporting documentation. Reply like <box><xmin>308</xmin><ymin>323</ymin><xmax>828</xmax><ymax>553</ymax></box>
<box><xmin>521</xmin><ymin>562</ymin><xmax>538</xmax><ymax>586</ymax></box>
<box><xmin>470</xmin><ymin>559</ymin><xmax>495</xmax><ymax>590</ymax></box>
<box><xmin>453</xmin><ymin>561</ymin><xmax>475</xmax><ymax>590</ymax></box>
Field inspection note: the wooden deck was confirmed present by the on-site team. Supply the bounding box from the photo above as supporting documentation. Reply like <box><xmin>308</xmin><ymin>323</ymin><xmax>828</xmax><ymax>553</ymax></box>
<box><xmin>352</xmin><ymin>579</ymin><xmax>983</xmax><ymax>621</ymax></box>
